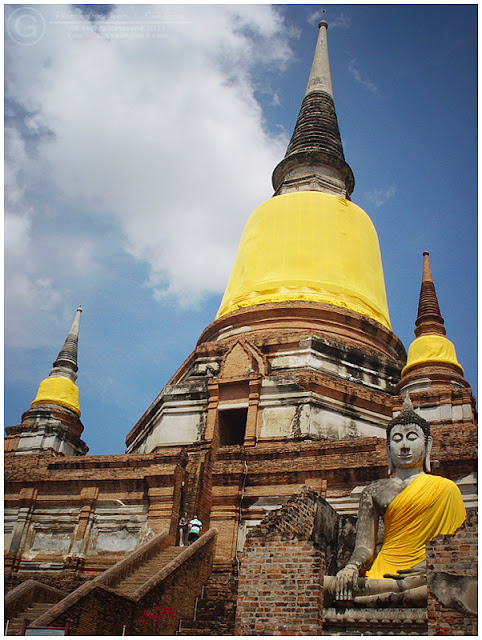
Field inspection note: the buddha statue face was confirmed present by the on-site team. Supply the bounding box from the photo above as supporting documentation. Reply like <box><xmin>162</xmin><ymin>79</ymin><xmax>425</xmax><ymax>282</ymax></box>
<box><xmin>386</xmin><ymin>422</ymin><xmax>433</xmax><ymax>475</ymax></box>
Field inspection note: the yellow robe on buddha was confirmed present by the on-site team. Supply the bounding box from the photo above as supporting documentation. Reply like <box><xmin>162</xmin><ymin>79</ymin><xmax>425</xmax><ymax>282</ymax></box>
<box><xmin>365</xmin><ymin>473</ymin><xmax>466</xmax><ymax>580</ymax></box>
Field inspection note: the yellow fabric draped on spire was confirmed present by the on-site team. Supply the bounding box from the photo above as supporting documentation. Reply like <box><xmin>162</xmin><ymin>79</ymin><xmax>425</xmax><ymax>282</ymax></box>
<box><xmin>216</xmin><ymin>192</ymin><xmax>392</xmax><ymax>330</ymax></box>
<box><xmin>402</xmin><ymin>334</ymin><xmax>463</xmax><ymax>375</ymax></box>
<box><xmin>31</xmin><ymin>376</ymin><xmax>81</xmax><ymax>416</ymax></box>
<box><xmin>365</xmin><ymin>474</ymin><xmax>465</xmax><ymax>580</ymax></box>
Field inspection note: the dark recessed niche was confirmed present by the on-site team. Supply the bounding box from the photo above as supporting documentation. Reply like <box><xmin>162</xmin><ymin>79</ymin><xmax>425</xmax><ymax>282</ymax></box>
<box><xmin>218</xmin><ymin>408</ymin><xmax>248</xmax><ymax>446</ymax></box>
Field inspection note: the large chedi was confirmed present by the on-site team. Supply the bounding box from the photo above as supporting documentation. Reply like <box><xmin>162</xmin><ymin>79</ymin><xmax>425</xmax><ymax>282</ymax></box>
<box><xmin>124</xmin><ymin>19</ymin><xmax>475</xmax><ymax>566</ymax></box>
<box><xmin>126</xmin><ymin>19</ymin><xmax>405</xmax><ymax>461</ymax></box>
<box><xmin>218</xmin><ymin>19</ymin><xmax>390</xmax><ymax>331</ymax></box>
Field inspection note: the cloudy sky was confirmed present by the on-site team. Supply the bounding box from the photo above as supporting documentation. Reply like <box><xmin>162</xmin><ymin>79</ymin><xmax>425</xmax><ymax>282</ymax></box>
<box><xmin>5</xmin><ymin>4</ymin><xmax>477</xmax><ymax>455</ymax></box>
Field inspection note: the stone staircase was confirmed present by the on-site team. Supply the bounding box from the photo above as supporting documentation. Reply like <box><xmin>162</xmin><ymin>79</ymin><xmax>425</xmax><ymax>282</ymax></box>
<box><xmin>17</xmin><ymin>530</ymin><xmax>217</xmax><ymax>635</ymax></box>
<box><xmin>7</xmin><ymin>602</ymin><xmax>55</xmax><ymax>636</ymax></box>
<box><xmin>5</xmin><ymin>585</ymin><xmax>67</xmax><ymax>636</ymax></box>
<box><xmin>112</xmin><ymin>545</ymin><xmax>183</xmax><ymax>596</ymax></box>
<box><xmin>177</xmin><ymin>571</ymin><xmax>238</xmax><ymax>636</ymax></box>
<box><xmin>5</xmin><ymin>548</ymin><xmax>185</xmax><ymax>635</ymax></box>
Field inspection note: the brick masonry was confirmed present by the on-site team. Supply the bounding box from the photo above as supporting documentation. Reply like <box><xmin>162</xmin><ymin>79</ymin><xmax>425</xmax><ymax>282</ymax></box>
<box><xmin>426</xmin><ymin>508</ymin><xmax>478</xmax><ymax>636</ymax></box>
<box><xmin>235</xmin><ymin>486</ymin><xmax>324</xmax><ymax>636</ymax></box>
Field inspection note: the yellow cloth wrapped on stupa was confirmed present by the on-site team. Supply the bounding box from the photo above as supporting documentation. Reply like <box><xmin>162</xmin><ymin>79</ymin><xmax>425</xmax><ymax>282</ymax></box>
<box><xmin>365</xmin><ymin>473</ymin><xmax>466</xmax><ymax>579</ymax></box>
<box><xmin>216</xmin><ymin>191</ymin><xmax>392</xmax><ymax>330</ymax></box>
<box><xmin>31</xmin><ymin>375</ymin><xmax>81</xmax><ymax>416</ymax></box>
<box><xmin>402</xmin><ymin>334</ymin><xmax>464</xmax><ymax>376</ymax></box>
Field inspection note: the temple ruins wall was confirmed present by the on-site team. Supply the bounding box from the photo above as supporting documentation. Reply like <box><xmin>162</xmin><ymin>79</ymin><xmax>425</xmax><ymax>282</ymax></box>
<box><xmin>427</xmin><ymin>509</ymin><xmax>478</xmax><ymax>636</ymax></box>
<box><xmin>235</xmin><ymin>486</ymin><xmax>325</xmax><ymax>636</ymax></box>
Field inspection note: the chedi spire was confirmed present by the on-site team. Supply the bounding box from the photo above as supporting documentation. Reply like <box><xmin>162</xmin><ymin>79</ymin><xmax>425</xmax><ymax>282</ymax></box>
<box><xmin>7</xmin><ymin>306</ymin><xmax>89</xmax><ymax>456</ymax></box>
<box><xmin>52</xmin><ymin>305</ymin><xmax>83</xmax><ymax>380</ymax></box>
<box><xmin>272</xmin><ymin>18</ymin><xmax>354</xmax><ymax>198</ymax></box>
<box><xmin>215</xmin><ymin>21</ymin><xmax>393</xmax><ymax>333</ymax></box>
<box><xmin>415</xmin><ymin>252</ymin><xmax>445</xmax><ymax>337</ymax></box>
<box><xmin>401</xmin><ymin>253</ymin><xmax>464</xmax><ymax>380</ymax></box>
<box><xmin>30</xmin><ymin>307</ymin><xmax>83</xmax><ymax>416</ymax></box>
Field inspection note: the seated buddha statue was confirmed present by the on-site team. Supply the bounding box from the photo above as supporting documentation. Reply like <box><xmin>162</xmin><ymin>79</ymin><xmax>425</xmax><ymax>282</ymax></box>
<box><xmin>330</xmin><ymin>395</ymin><xmax>466</xmax><ymax>607</ymax></box>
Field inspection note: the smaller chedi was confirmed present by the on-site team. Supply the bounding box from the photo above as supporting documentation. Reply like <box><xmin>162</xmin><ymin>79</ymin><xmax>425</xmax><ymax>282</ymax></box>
<box><xmin>5</xmin><ymin>306</ymin><xmax>88</xmax><ymax>457</ymax></box>
<box><xmin>327</xmin><ymin>394</ymin><xmax>467</xmax><ymax>608</ymax></box>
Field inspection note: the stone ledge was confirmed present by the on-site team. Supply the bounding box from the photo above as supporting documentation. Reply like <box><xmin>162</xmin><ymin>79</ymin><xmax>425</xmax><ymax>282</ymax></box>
<box><xmin>323</xmin><ymin>606</ymin><xmax>428</xmax><ymax>635</ymax></box>
<box><xmin>324</xmin><ymin>607</ymin><xmax>427</xmax><ymax>624</ymax></box>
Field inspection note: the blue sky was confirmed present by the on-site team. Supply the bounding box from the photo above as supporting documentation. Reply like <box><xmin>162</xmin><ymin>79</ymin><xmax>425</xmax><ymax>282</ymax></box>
<box><xmin>4</xmin><ymin>4</ymin><xmax>477</xmax><ymax>455</ymax></box>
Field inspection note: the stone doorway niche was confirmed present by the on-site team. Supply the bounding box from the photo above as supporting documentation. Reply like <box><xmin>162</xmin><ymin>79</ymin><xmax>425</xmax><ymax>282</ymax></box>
<box><xmin>218</xmin><ymin>407</ymin><xmax>248</xmax><ymax>446</ymax></box>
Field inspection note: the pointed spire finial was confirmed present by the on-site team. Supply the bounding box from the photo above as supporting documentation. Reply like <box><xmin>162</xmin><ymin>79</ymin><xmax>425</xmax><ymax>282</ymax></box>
<box><xmin>272</xmin><ymin>21</ymin><xmax>354</xmax><ymax>197</ymax></box>
<box><xmin>50</xmin><ymin>306</ymin><xmax>83</xmax><ymax>381</ymax></box>
<box><xmin>319</xmin><ymin>9</ymin><xmax>328</xmax><ymax>29</ymax></box>
<box><xmin>400</xmin><ymin>252</ymin><xmax>465</xmax><ymax>381</ymax></box>
<box><xmin>305</xmin><ymin>12</ymin><xmax>333</xmax><ymax>97</ymax></box>
<box><xmin>30</xmin><ymin>306</ymin><xmax>83</xmax><ymax>416</ymax></box>
<box><xmin>415</xmin><ymin>252</ymin><xmax>446</xmax><ymax>337</ymax></box>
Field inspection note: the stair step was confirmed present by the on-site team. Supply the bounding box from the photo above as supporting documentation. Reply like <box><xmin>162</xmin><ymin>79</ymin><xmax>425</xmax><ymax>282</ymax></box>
<box><xmin>179</xmin><ymin>623</ymin><xmax>234</xmax><ymax>636</ymax></box>
<box><xmin>28</xmin><ymin>603</ymin><xmax>54</xmax><ymax>615</ymax></box>
<box><xmin>6</xmin><ymin>601</ymin><xmax>56</xmax><ymax>635</ymax></box>
<box><xmin>114</xmin><ymin>545</ymin><xmax>184</xmax><ymax>595</ymax></box>
<box><xmin>176</xmin><ymin>571</ymin><xmax>237</xmax><ymax>636</ymax></box>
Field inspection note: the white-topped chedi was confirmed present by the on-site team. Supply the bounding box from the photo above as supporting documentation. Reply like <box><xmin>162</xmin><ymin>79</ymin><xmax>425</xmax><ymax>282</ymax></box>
<box><xmin>217</xmin><ymin>19</ymin><xmax>392</xmax><ymax>333</ymax></box>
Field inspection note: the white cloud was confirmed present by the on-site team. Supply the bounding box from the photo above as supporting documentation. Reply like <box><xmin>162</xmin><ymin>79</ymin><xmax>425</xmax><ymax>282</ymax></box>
<box><xmin>307</xmin><ymin>10</ymin><xmax>324</xmax><ymax>26</ymax></box>
<box><xmin>329</xmin><ymin>13</ymin><xmax>352</xmax><ymax>30</ymax></box>
<box><xmin>365</xmin><ymin>185</ymin><xmax>396</xmax><ymax>208</ymax></box>
<box><xmin>347</xmin><ymin>54</ymin><xmax>378</xmax><ymax>93</ymax></box>
<box><xmin>5</xmin><ymin>4</ymin><xmax>292</xmax><ymax>346</ymax></box>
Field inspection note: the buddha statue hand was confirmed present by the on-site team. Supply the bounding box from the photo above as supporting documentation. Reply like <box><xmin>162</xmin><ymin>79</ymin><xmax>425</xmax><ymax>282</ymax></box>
<box><xmin>334</xmin><ymin>563</ymin><xmax>359</xmax><ymax>601</ymax></box>
<box><xmin>382</xmin><ymin>562</ymin><xmax>426</xmax><ymax>579</ymax></box>
<box><xmin>352</xmin><ymin>564</ymin><xmax>428</xmax><ymax>608</ymax></box>
<box><xmin>353</xmin><ymin>584</ymin><xmax>427</xmax><ymax>608</ymax></box>
<box><xmin>381</xmin><ymin>563</ymin><xmax>427</xmax><ymax>591</ymax></box>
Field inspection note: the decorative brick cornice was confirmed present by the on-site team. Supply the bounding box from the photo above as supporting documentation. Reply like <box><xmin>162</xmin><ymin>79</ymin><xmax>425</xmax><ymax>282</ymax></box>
<box><xmin>197</xmin><ymin>301</ymin><xmax>406</xmax><ymax>366</ymax></box>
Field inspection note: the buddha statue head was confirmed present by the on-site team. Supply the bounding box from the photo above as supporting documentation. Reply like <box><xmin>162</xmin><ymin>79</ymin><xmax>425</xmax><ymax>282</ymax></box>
<box><xmin>386</xmin><ymin>395</ymin><xmax>432</xmax><ymax>475</ymax></box>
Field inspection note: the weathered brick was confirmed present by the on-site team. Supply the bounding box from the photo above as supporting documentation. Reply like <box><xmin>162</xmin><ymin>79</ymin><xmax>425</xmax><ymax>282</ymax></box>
<box><xmin>426</xmin><ymin>509</ymin><xmax>477</xmax><ymax>636</ymax></box>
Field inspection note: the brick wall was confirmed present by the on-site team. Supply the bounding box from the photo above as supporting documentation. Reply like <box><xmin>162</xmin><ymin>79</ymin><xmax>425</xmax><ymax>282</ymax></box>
<box><xmin>5</xmin><ymin>580</ymin><xmax>67</xmax><ymax>621</ymax></box>
<box><xmin>50</xmin><ymin>585</ymin><xmax>132</xmax><ymax>636</ymax></box>
<box><xmin>426</xmin><ymin>508</ymin><xmax>477</xmax><ymax>636</ymax></box>
<box><xmin>235</xmin><ymin>486</ymin><xmax>324</xmax><ymax>636</ymax></box>
<box><xmin>5</xmin><ymin>571</ymin><xmax>86</xmax><ymax>596</ymax></box>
